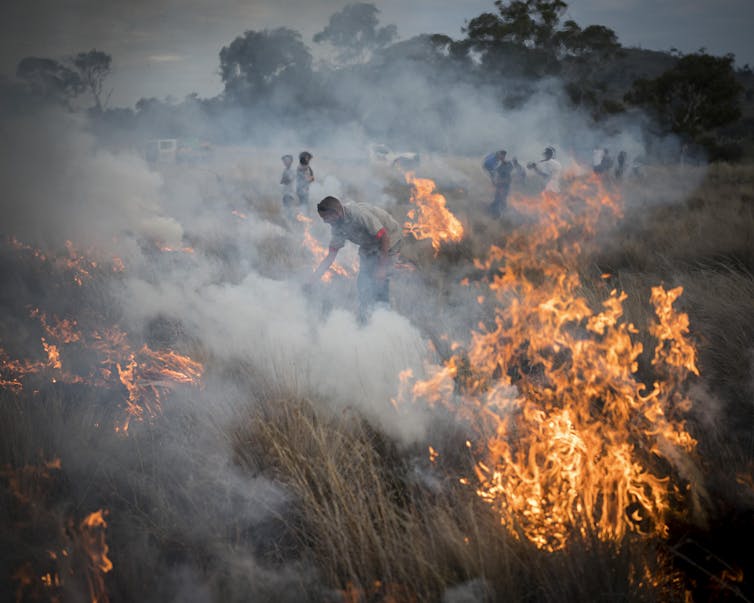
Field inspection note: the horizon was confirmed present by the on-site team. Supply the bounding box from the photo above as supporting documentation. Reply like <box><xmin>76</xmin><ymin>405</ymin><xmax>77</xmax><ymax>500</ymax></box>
<box><xmin>2</xmin><ymin>0</ymin><xmax>753</xmax><ymax>108</ymax></box>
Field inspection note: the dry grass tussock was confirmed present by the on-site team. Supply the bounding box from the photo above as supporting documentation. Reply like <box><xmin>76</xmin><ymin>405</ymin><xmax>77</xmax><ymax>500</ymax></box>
<box><xmin>230</xmin><ymin>395</ymin><xmax>682</xmax><ymax>602</ymax></box>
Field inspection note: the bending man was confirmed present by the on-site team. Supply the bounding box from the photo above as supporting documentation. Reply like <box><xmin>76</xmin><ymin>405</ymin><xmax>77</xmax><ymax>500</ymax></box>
<box><xmin>310</xmin><ymin>196</ymin><xmax>403</xmax><ymax>323</ymax></box>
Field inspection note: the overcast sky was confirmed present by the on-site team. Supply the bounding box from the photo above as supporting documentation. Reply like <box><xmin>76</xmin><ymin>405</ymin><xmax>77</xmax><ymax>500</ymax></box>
<box><xmin>3</xmin><ymin>0</ymin><xmax>753</xmax><ymax>107</ymax></box>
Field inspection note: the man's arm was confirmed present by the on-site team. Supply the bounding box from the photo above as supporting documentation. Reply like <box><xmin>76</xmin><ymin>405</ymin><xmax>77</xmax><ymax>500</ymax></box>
<box><xmin>308</xmin><ymin>247</ymin><xmax>340</xmax><ymax>284</ymax></box>
<box><xmin>527</xmin><ymin>162</ymin><xmax>545</xmax><ymax>177</ymax></box>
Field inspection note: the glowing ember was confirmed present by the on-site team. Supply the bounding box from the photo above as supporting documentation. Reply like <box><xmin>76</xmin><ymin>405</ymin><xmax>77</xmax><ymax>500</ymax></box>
<box><xmin>0</xmin><ymin>310</ymin><xmax>204</xmax><ymax>432</ymax></box>
<box><xmin>403</xmin><ymin>173</ymin><xmax>463</xmax><ymax>255</ymax></box>
<box><xmin>5</xmin><ymin>236</ymin><xmax>126</xmax><ymax>283</ymax></box>
<box><xmin>159</xmin><ymin>245</ymin><xmax>195</xmax><ymax>254</ymax></box>
<box><xmin>116</xmin><ymin>344</ymin><xmax>204</xmax><ymax>432</ymax></box>
<box><xmin>400</xmin><ymin>176</ymin><xmax>701</xmax><ymax>551</ymax></box>
<box><xmin>80</xmin><ymin>510</ymin><xmax>113</xmax><ymax>589</ymax></box>
<box><xmin>4</xmin><ymin>459</ymin><xmax>112</xmax><ymax>602</ymax></box>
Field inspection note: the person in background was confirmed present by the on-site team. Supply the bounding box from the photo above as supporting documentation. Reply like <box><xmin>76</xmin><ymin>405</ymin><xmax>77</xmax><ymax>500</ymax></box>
<box><xmin>527</xmin><ymin>146</ymin><xmax>562</xmax><ymax>194</ymax></box>
<box><xmin>280</xmin><ymin>154</ymin><xmax>296</xmax><ymax>222</ymax></box>
<box><xmin>296</xmin><ymin>151</ymin><xmax>315</xmax><ymax>214</ymax></box>
<box><xmin>489</xmin><ymin>150</ymin><xmax>525</xmax><ymax>217</ymax></box>
<box><xmin>307</xmin><ymin>196</ymin><xmax>403</xmax><ymax>324</ymax></box>
<box><xmin>614</xmin><ymin>150</ymin><xmax>627</xmax><ymax>180</ymax></box>
<box><xmin>592</xmin><ymin>147</ymin><xmax>614</xmax><ymax>177</ymax></box>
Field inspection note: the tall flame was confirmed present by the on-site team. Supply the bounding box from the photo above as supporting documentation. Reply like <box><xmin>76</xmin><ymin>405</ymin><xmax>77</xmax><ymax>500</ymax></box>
<box><xmin>403</xmin><ymin>173</ymin><xmax>463</xmax><ymax>254</ymax></box>
<box><xmin>400</xmin><ymin>176</ymin><xmax>701</xmax><ymax>551</ymax></box>
<box><xmin>79</xmin><ymin>510</ymin><xmax>113</xmax><ymax>603</ymax></box>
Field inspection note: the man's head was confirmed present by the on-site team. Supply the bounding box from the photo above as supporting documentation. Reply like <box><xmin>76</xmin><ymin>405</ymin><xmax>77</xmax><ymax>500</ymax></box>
<box><xmin>299</xmin><ymin>151</ymin><xmax>313</xmax><ymax>165</ymax></box>
<box><xmin>317</xmin><ymin>196</ymin><xmax>344</xmax><ymax>224</ymax></box>
<box><xmin>282</xmin><ymin>154</ymin><xmax>293</xmax><ymax>167</ymax></box>
<box><xmin>496</xmin><ymin>150</ymin><xmax>507</xmax><ymax>161</ymax></box>
<box><xmin>543</xmin><ymin>146</ymin><xmax>555</xmax><ymax>160</ymax></box>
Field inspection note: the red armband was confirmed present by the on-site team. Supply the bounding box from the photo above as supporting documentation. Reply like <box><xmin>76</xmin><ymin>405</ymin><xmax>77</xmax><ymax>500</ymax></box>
<box><xmin>375</xmin><ymin>228</ymin><xmax>386</xmax><ymax>240</ymax></box>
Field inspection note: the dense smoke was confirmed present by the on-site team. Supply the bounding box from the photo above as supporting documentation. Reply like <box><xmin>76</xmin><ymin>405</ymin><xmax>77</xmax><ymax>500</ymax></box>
<box><xmin>0</xmin><ymin>8</ymin><xmax>714</xmax><ymax>600</ymax></box>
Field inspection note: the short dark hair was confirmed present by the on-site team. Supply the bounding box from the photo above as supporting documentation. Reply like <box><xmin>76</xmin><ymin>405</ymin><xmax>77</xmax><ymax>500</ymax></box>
<box><xmin>317</xmin><ymin>196</ymin><xmax>342</xmax><ymax>214</ymax></box>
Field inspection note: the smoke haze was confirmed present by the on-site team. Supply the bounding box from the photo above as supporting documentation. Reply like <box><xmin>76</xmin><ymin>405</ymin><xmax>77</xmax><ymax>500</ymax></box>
<box><xmin>0</xmin><ymin>11</ymin><xmax>723</xmax><ymax>599</ymax></box>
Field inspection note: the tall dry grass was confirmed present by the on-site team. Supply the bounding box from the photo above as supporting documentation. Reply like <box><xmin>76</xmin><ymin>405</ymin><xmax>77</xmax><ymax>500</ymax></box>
<box><xmin>3</xmin><ymin>159</ymin><xmax>754</xmax><ymax>602</ymax></box>
<box><xmin>231</xmin><ymin>395</ymin><xmax>680</xmax><ymax>602</ymax></box>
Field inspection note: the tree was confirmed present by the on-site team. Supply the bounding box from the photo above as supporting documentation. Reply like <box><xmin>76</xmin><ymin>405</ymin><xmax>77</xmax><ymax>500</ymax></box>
<box><xmin>465</xmin><ymin>0</ymin><xmax>567</xmax><ymax>51</ymax></box>
<box><xmin>463</xmin><ymin>0</ymin><xmax>620</xmax><ymax>76</ymax></box>
<box><xmin>313</xmin><ymin>3</ymin><xmax>397</xmax><ymax>64</ymax></box>
<box><xmin>219</xmin><ymin>28</ymin><xmax>312</xmax><ymax>105</ymax></box>
<box><xmin>73</xmin><ymin>49</ymin><xmax>112</xmax><ymax>112</ymax></box>
<box><xmin>625</xmin><ymin>52</ymin><xmax>743</xmax><ymax>140</ymax></box>
<box><xmin>559</xmin><ymin>23</ymin><xmax>620</xmax><ymax>58</ymax></box>
<box><xmin>16</xmin><ymin>57</ymin><xmax>84</xmax><ymax>107</ymax></box>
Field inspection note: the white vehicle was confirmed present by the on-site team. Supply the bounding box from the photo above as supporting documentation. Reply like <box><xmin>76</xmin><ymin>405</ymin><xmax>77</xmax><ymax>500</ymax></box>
<box><xmin>368</xmin><ymin>143</ymin><xmax>420</xmax><ymax>170</ymax></box>
<box><xmin>145</xmin><ymin>139</ymin><xmax>177</xmax><ymax>164</ymax></box>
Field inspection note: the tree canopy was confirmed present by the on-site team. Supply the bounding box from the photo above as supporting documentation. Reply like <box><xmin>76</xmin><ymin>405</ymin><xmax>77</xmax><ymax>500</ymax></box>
<box><xmin>313</xmin><ymin>2</ymin><xmax>397</xmax><ymax>63</ymax></box>
<box><xmin>464</xmin><ymin>0</ymin><xmax>620</xmax><ymax>75</ymax></box>
<box><xmin>219</xmin><ymin>28</ymin><xmax>312</xmax><ymax>104</ymax></box>
<box><xmin>16</xmin><ymin>57</ymin><xmax>84</xmax><ymax>107</ymax></box>
<box><xmin>73</xmin><ymin>49</ymin><xmax>112</xmax><ymax>112</ymax></box>
<box><xmin>625</xmin><ymin>52</ymin><xmax>743</xmax><ymax>140</ymax></box>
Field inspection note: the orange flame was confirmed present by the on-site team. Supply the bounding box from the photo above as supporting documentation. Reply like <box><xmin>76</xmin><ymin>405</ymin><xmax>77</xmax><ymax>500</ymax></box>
<box><xmin>297</xmin><ymin>213</ymin><xmax>356</xmax><ymax>282</ymax></box>
<box><xmin>0</xmin><ymin>309</ymin><xmax>203</xmax><ymax>431</ymax></box>
<box><xmin>403</xmin><ymin>173</ymin><xmax>463</xmax><ymax>254</ymax></box>
<box><xmin>6</xmin><ymin>236</ymin><xmax>125</xmax><ymax>283</ymax></box>
<box><xmin>116</xmin><ymin>344</ymin><xmax>204</xmax><ymax>432</ymax></box>
<box><xmin>399</xmin><ymin>176</ymin><xmax>700</xmax><ymax>551</ymax></box>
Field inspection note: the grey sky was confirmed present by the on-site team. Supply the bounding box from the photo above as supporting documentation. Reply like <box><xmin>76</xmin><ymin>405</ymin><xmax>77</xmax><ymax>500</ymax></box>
<box><xmin>2</xmin><ymin>0</ymin><xmax>753</xmax><ymax>107</ymax></box>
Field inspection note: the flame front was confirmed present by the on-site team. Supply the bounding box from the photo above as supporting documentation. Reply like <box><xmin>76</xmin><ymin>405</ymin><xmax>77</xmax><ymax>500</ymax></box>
<box><xmin>403</xmin><ymin>173</ymin><xmax>463</xmax><ymax>254</ymax></box>
<box><xmin>0</xmin><ymin>241</ymin><xmax>205</xmax><ymax>432</ymax></box>
<box><xmin>402</xmin><ymin>176</ymin><xmax>700</xmax><ymax>551</ymax></box>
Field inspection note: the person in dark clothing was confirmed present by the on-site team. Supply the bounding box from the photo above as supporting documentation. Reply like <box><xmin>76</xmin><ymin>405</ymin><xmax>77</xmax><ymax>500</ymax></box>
<box><xmin>614</xmin><ymin>150</ymin><xmax>627</xmax><ymax>180</ymax></box>
<box><xmin>296</xmin><ymin>151</ymin><xmax>314</xmax><ymax>213</ymax></box>
<box><xmin>489</xmin><ymin>150</ymin><xmax>524</xmax><ymax>217</ymax></box>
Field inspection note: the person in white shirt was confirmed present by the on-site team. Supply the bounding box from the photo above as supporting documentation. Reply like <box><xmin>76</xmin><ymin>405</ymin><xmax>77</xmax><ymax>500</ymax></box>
<box><xmin>527</xmin><ymin>146</ymin><xmax>562</xmax><ymax>194</ymax></box>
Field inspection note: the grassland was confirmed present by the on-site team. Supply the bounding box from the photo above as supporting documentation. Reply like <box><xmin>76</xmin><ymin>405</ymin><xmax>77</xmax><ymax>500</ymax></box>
<box><xmin>1</xmin><ymin>157</ymin><xmax>753</xmax><ymax>602</ymax></box>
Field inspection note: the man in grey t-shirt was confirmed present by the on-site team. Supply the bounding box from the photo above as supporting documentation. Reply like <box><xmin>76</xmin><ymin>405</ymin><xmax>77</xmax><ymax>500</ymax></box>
<box><xmin>308</xmin><ymin>196</ymin><xmax>403</xmax><ymax>323</ymax></box>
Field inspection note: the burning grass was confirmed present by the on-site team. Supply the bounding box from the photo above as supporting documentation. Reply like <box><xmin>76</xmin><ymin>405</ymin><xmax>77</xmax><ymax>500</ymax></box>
<box><xmin>2</xmin><ymin>157</ymin><xmax>754</xmax><ymax>601</ymax></box>
<box><xmin>231</xmin><ymin>395</ymin><xmax>680</xmax><ymax>602</ymax></box>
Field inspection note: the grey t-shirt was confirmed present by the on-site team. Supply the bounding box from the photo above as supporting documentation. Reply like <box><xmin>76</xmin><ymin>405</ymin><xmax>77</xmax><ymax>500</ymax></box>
<box><xmin>328</xmin><ymin>202</ymin><xmax>403</xmax><ymax>256</ymax></box>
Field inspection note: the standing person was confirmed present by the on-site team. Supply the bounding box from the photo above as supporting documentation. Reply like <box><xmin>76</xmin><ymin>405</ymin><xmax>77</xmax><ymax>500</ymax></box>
<box><xmin>296</xmin><ymin>151</ymin><xmax>315</xmax><ymax>214</ymax></box>
<box><xmin>483</xmin><ymin>150</ymin><xmax>502</xmax><ymax>184</ymax></box>
<box><xmin>527</xmin><ymin>146</ymin><xmax>562</xmax><ymax>194</ymax></box>
<box><xmin>592</xmin><ymin>147</ymin><xmax>613</xmax><ymax>178</ymax></box>
<box><xmin>489</xmin><ymin>150</ymin><xmax>525</xmax><ymax>217</ymax></box>
<box><xmin>308</xmin><ymin>196</ymin><xmax>403</xmax><ymax>324</ymax></box>
<box><xmin>280</xmin><ymin>154</ymin><xmax>296</xmax><ymax>222</ymax></box>
<box><xmin>614</xmin><ymin>150</ymin><xmax>627</xmax><ymax>180</ymax></box>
